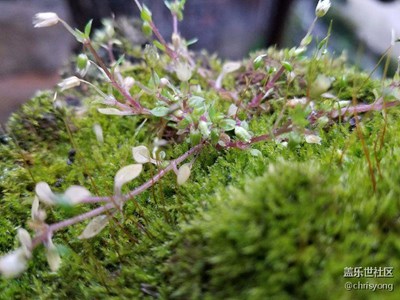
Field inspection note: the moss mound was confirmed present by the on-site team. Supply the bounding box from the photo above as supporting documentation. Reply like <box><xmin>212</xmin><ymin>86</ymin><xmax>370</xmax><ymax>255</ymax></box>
<box><xmin>1</xmin><ymin>31</ymin><xmax>400</xmax><ymax>299</ymax></box>
<box><xmin>163</xmin><ymin>161</ymin><xmax>400</xmax><ymax>299</ymax></box>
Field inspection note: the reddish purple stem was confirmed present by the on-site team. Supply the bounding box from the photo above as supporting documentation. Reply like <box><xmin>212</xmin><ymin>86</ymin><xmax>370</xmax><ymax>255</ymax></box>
<box><xmin>30</xmin><ymin>142</ymin><xmax>205</xmax><ymax>249</ymax></box>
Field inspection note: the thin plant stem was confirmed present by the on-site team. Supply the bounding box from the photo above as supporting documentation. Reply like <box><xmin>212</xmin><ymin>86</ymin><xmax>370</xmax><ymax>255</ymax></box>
<box><xmin>30</xmin><ymin>142</ymin><xmax>205</xmax><ymax>249</ymax></box>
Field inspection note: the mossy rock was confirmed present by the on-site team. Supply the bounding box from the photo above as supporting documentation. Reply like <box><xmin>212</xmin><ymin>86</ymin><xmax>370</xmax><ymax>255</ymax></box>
<box><xmin>1</xmin><ymin>45</ymin><xmax>400</xmax><ymax>299</ymax></box>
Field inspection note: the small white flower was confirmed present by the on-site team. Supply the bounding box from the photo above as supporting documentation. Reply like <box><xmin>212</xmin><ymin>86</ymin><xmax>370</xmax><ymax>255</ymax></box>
<box><xmin>58</xmin><ymin>76</ymin><xmax>81</xmax><ymax>91</ymax></box>
<box><xmin>0</xmin><ymin>248</ymin><xmax>28</xmax><ymax>278</ymax></box>
<box><xmin>123</xmin><ymin>77</ymin><xmax>135</xmax><ymax>90</ymax></box>
<box><xmin>33</xmin><ymin>12</ymin><xmax>59</xmax><ymax>28</ymax></box>
<box><xmin>175</xmin><ymin>61</ymin><xmax>192</xmax><ymax>82</ymax></box>
<box><xmin>315</xmin><ymin>0</ymin><xmax>331</xmax><ymax>18</ymax></box>
<box><xmin>287</xmin><ymin>97</ymin><xmax>307</xmax><ymax>108</ymax></box>
<box><xmin>305</xmin><ymin>134</ymin><xmax>322</xmax><ymax>145</ymax></box>
<box><xmin>160</xmin><ymin>77</ymin><xmax>169</xmax><ymax>88</ymax></box>
<box><xmin>198</xmin><ymin>121</ymin><xmax>210</xmax><ymax>138</ymax></box>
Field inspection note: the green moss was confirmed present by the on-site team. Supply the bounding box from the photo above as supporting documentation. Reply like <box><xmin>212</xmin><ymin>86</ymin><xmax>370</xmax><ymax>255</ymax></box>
<box><xmin>1</xmin><ymin>36</ymin><xmax>400</xmax><ymax>299</ymax></box>
<box><xmin>162</xmin><ymin>159</ymin><xmax>400</xmax><ymax>299</ymax></box>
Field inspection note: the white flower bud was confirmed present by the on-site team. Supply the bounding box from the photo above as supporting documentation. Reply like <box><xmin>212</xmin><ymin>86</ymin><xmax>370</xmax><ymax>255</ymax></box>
<box><xmin>305</xmin><ymin>134</ymin><xmax>322</xmax><ymax>145</ymax></box>
<box><xmin>172</xmin><ymin>33</ymin><xmax>181</xmax><ymax>49</ymax></box>
<box><xmin>173</xmin><ymin>109</ymin><xmax>184</xmax><ymax>118</ymax></box>
<box><xmin>123</xmin><ymin>77</ymin><xmax>135</xmax><ymax>90</ymax></box>
<box><xmin>198</xmin><ymin>121</ymin><xmax>210</xmax><ymax>138</ymax></box>
<box><xmin>76</xmin><ymin>54</ymin><xmax>90</xmax><ymax>77</ymax></box>
<box><xmin>287</xmin><ymin>97</ymin><xmax>307</xmax><ymax>108</ymax></box>
<box><xmin>175</xmin><ymin>61</ymin><xmax>192</xmax><ymax>82</ymax></box>
<box><xmin>33</xmin><ymin>12</ymin><xmax>59</xmax><ymax>28</ymax></box>
<box><xmin>315</xmin><ymin>0</ymin><xmax>331</xmax><ymax>18</ymax></box>
<box><xmin>58</xmin><ymin>76</ymin><xmax>81</xmax><ymax>91</ymax></box>
<box><xmin>160</xmin><ymin>78</ymin><xmax>169</xmax><ymax>88</ymax></box>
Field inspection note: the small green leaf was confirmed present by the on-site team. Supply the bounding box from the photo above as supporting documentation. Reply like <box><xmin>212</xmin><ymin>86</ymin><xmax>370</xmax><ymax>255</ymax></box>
<box><xmin>210</xmin><ymin>129</ymin><xmax>219</xmax><ymax>145</ymax></box>
<box><xmin>253</xmin><ymin>54</ymin><xmax>267</xmax><ymax>70</ymax></box>
<box><xmin>290</xmin><ymin>106</ymin><xmax>309</xmax><ymax>128</ymax></box>
<box><xmin>84</xmin><ymin>19</ymin><xmax>93</xmax><ymax>37</ymax></box>
<box><xmin>235</xmin><ymin>126</ymin><xmax>252</xmax><ymax>142</ymax></box>
<box><xmin>142</xmin><ymin>21</ymin><xmax>152</xmax><ymax>37</ymax></box>
<box><xmin>190</xmin><ymin>129</ymin><xmax>202</xmax><ymax>146</ymax></box>
<box><xmin>150</xmin><ymin>106</ymin><xmax>169</xmax><ymax>117</ymax></box>
<box><xmin>185</xmin><ymin>38</ymin><xmax>198</xmax><ymax>46</ymax></box>
<box><xmin>164</xmin><ymin>1</ymin><xmax>172</xmax><ymax>10</ymax></box>
<box><xmin>250</xmin><ymin>149</ymin><xmax>262</xmax><ymax>157</ymax></box>
<box><xmin>188</xmin><ymin>96</ymin><xmax>205</xmax><ymax>108</ymax></box>
<box><xmin>220</xmin><ymin>119</ymin><xmax>236</xmax><ymax>131</ymax></box>
<box><xmin>73</xmin><ymin>29</ymin><xmax>87</xmax><ymax>43</ymax></box>
<box><xmin>300</xmin><ymin>34</ymin><xmax>313</xmax><ymax>47</ymax></box>
<box><xmin>153</xmin><ymin>40</ymin><xmax>166</xmax><ymax>52</ymax></box>
<box><xmin>114</xmin><ymin>54</ymin><xmax>125</xmax><ymax>67</ymax></box>
<box><xmin>177</xmin><ymin>118</ymin><xmax>190</xmax><ymax>129</ymax></box>
<box><xmin>318</xmin><ymin>37</ymin><xmax>328</xmax><ymax>50</ymax></box>
<box><xmin>281</xmin><ymin>61</ymin><xmax>293</xmax><ymax>72</ymax></box>
<box><xmin>141</xmin><ymin>5</ymin><xmax>152</xmax><ymax>22</ymax></box>
<box><xmin>76</xmin><ymin>54</ymin><xmax>89</xmax><ymax>70</ymax></box>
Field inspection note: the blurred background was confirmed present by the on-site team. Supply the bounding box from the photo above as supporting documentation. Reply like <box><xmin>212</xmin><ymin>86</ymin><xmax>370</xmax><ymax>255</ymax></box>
<box><xmin>0</xmin><ymin>0</ymin><xmax>399</xmax><ymax>123</ymax></box>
